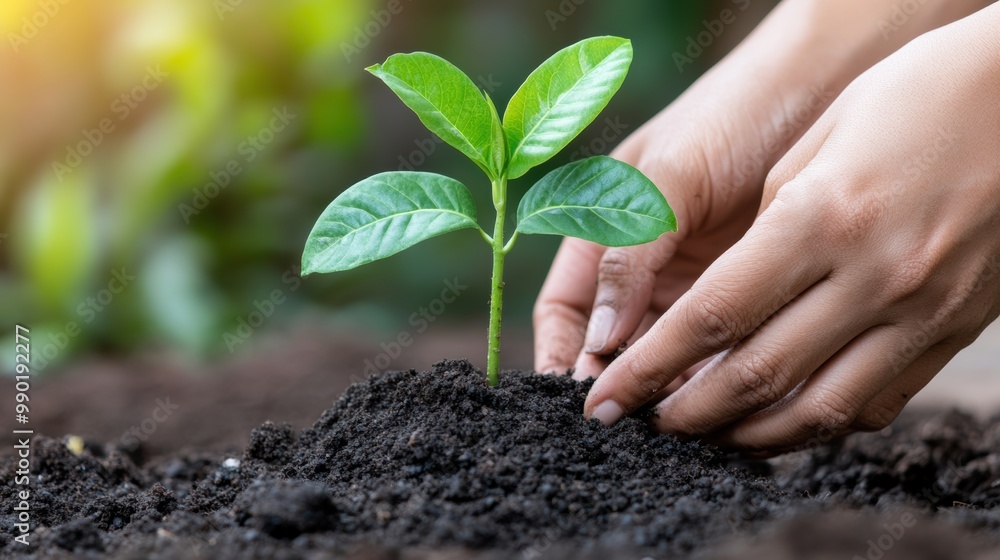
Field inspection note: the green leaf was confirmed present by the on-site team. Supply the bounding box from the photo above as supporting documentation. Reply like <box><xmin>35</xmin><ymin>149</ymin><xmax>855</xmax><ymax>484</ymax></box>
<box><xmin>367</xmin><ymin>53</ymin><xmax>496</xmax><ymax>177</ymax></box>
<box><xmin>303</xmin><ymin>172</ymin><xmax>480</xmax><ymax>274</ymax></box>
<box><xmin>515</xmin><ymin>156</ymin><xmax>675</xmax><ymax>246</ymax></box>
<box><xmin>504</xmin><ymin>37</ymin><xmax>632</xmax><ymax>180</ymax></box>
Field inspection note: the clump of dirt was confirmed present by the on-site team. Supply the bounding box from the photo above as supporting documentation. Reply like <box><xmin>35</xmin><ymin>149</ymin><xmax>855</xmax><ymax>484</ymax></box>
<box><xmin>1</xmin><ymin>359</ymin><xmax>998</xmax><ymax>559</ymax></box>
<box><xmin>774</xmin><ymin>409</ymin><xmax>1000</xmax><ymax>509</ymax></box>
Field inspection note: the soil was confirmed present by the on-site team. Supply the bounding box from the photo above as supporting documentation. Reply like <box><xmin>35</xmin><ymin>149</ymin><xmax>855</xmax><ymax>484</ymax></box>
<box><xmin>2</xmin><ymin>358</ymin><xmax>999</xmax><ymax>559</ymax></box>
<box><xmin>2</xmin><ymin>325</ymin><xmax>535</xmax><ymax>460</ymax></box>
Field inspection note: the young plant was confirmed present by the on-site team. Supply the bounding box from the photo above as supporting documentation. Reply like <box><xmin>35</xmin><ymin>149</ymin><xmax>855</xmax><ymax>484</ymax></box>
<box><xmin>302</xmin><ymin>37</ymin><xmax>676</xmax><ymax>387</ymax></box>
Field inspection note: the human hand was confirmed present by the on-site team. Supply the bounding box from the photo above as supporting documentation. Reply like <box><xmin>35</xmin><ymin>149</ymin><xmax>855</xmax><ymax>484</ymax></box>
<box><xmin>582</xmin><ymin>8</ymin><xmax>1000</xmax><ymax>453</ymax></box>
<box><xmin>532</xmin><ymin>11</ymin><xmax>842</xmax><ymax>381</ymax></box>
<box><xmin>531</xmin><ymin>0</ymin><xmax>993</xmax><ymax>383</ymax></box>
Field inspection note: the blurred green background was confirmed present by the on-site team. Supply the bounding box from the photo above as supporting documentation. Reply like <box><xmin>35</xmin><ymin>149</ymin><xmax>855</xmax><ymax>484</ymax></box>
<box><xmin>0</xmin><ymin>0</ymin><xmax>771</xmax><ymax>373</ymax></box>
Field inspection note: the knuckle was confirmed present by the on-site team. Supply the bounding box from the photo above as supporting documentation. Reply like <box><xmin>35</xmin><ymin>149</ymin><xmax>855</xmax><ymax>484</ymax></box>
<box><xmin>941</xmin><ymin>266</ymin><xmax>994</xmax><ymax>330</ymax></box>
<box><xmin>532</xmin><ymin>304</ymin><xmax>586</xmax><ymax>364</ymax></box>
<box><xmin>597</xmin><ymin>249</ymin><xmax>639</xmax><ymax>284</ymax></box>
<box><xmin>596</xmin><ymin>249</ymin><xmax>654</xmax><ymax>311</ymax></box>
<box><xmin>532</xmin><ymin>300</ymin><xmax>567</xmax><ymax>335</ymax></box>
<box><xmin>931</xmin><ymin>290</ymin><xmax>992</xmax><ymax>349</ymax></box>
<box><xmin>531</xmin><ymin>300</ymin><xmax>550</xmax><ymax>328</ymax></box>
<box><xmin>621</xmin><ymin>348</ymin><xmax>668</xmax><ymax>401</ymax></box>
<box><xmin>880</xmin><ymin>250</ymin><xmax>938</xmax><ymax>304</ymax></box>
<box><xmin>852</xmin><ymin>403</ymin><xmax>901</xmax><ymax>432</ymax></box>
<box><xmin>763</xmin><ymin>162</ymin><xmax>794</xmax><ymax>201</ymax></box>
<box><xmin>880</xmin><ymin>253</ymin><xmax>992</xmax><ymax>334</ymax></box>
<box><xmin>948</xmin><ymin>326</ymin><xmax>986</xmax><ymax>350</ymax></box>
<box><xmin>635</xmin><ymin>147</ymin><xmax>705</xmax><ymax>236</ymax></box>
<box><xmin>764</xmin><ymin>164</ymin><xmax>820</xmax><ymax>204</ymax></box>
<box><xmin>729</xmin><ymin>351</ymin><xmax>789</xmax><ymax>410</ymax></box>
<box><xmin>659</xmin><ymin>413</ymin><xmax>703</xmax><ymax>439</ymax></box>
<box><xmin>758</xmin><ymin>177</ymin><xmax>824</xmax><ymax>245</ymax></box>
<box><xmin>803</xmin><ymin>389</ymin><xmax>860</xmax><ymax>434</ymax></box>
<box><xmin>817</xmin><ymin>189</ymin><xmax>887</xmax><ymax>246</ymax></box>
<box><xmin>684</xmin><ymin>291</ymin><xmax>745</xmax><ymax>353</ymax></box>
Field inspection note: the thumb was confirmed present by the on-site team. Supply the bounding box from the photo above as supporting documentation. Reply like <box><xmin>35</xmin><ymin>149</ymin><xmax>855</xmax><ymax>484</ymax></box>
<box><xmin>581</xmin><ymin>235</ymin><xmax>678</xmax><ymax>357</ymax></box>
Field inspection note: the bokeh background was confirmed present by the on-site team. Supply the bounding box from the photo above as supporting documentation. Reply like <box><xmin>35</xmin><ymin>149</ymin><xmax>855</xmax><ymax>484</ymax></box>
<box><xmin>1</xmin><ymin>0</ymin><xmax>772</xmax><ymax>374</ymax></box>
<box><xmin>3</xmin><ymin>0</ymin><xmax>998</xmax><ymax>458</ymax></box>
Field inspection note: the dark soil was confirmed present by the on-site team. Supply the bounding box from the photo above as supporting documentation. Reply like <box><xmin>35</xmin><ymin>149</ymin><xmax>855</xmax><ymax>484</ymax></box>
<box><xmin>2</xmin><ymin>325</ymin><xmax>527</xmax><ymax>460</ymax></box>
<box><xmin>2</xmin><ymin>359</ymin><xmax>999</xmax><ymax>559</ymax></box>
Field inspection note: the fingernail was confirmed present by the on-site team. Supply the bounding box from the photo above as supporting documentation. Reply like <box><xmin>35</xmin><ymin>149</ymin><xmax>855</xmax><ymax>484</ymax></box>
<box><xmin>590</xmin><ymin>400</ymin><xmax>625</xmax><ymax>426</ymax></box>
<box><xmin>584</xmin><ymin>306</ymin><xmax>616</xmax><ymax>353</ymax></box>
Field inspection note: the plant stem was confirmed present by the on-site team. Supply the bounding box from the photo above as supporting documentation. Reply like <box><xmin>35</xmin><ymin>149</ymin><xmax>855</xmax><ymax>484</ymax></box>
<box><xmin>486</xmin><ymin>177</ymin><xmax>507</xmax><ymax>387</ymax></box>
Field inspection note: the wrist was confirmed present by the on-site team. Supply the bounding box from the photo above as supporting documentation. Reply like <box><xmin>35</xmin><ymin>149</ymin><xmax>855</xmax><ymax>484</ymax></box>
<box><xmin>720</xmin><ymin>0</ymin><xmax>998</xmax><ymax>96</ymax></box>
<box><xmin>681</xmin><ymin>0</ymin><xmax>998</xmax><ymax>185</ymax></box>
<box><xmin>671</xmin><ymin>4</ymin><xmax>847</xmax><ymax>180</ymax></box>
<box><xmin>961</xmin><ymin>3</ymin><xmax>1000</xmax><ymax>67</ymax></box>
<box><xmin>786</xmin><ymin>0</ymin><xmax>996</xmax><ymax>81</ymax></box>
<box><xmin>920</xmin><ymin>3</ymin><xmax>1000</xmax><ymax>83</ymax></box>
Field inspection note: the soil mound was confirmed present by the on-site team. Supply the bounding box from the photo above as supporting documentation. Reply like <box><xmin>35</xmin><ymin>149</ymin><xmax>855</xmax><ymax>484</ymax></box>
<box><xmin>1</xmin><ymin>359</ymin><xmax>998</xmax><ymax>559</ymax></box>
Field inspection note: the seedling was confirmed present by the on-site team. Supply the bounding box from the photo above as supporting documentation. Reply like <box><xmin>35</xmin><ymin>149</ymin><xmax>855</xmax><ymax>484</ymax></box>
<box><xmin>302</xmin><ymin>37</ymin><xmax>676</xmax><ymax>386</ymax></box>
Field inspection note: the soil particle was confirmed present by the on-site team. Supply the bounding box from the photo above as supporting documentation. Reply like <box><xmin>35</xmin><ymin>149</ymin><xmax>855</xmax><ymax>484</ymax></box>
<box><xmin>232</xmin><ymin>479</ymin><xmax>338</xmax><ymax>539</ymax></box>
<box><xmin>50</xmin><ymin>518</ymin><xmax>104</xmax><ymax>553</ymax></box>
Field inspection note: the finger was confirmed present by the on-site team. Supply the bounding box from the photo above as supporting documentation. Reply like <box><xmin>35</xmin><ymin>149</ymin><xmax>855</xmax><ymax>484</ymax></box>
<box><xmin>652</xmin><ymin>280</ymin><xmax>868</xmax><ymax>436</ymax></box>
<box><xmin>759</xmin><ymin>114</ymin><xmax>835</xmax><ymax>214</ymax></box>
<box><xmin>711</xmin><ymin>325</ymin><xmax>919</xmax><ymax>452</ymax></box>
<box><xmin>573</xmin><ymin>353</ymin><xmax>612</xmax><ymax>382</ymax></box>
<box><xmin>851</xmin><ymin>342</ymin><xmax>960</xmax><ymax>432</ymax></box>
<box><xmin>583</xmin><ymin>205</ymin><xmax>830</xmax><ymax>425</ymax></box>
<box><xmin>582</xmin><ymin>236</ymin><xmax>678</xmax><ymax>355</ymax></box>
<box><xmin>579</xmin><ymin>353</ymin><xmax>711</xmax><ymax>401</ymax></box>
<box><xmin>660</xmin><ymin>357</ymin><xmax>713</xmax><ymax>399</ymax></box>
<box><xmin>533</xmin><ymin>238</ymin><xmax>604</xmax><ymax>374</ymax></box>
<box><xmin>574</xmin><ymin>310</ymin><xmax>661</xmax><ymax>380</ymax></box>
